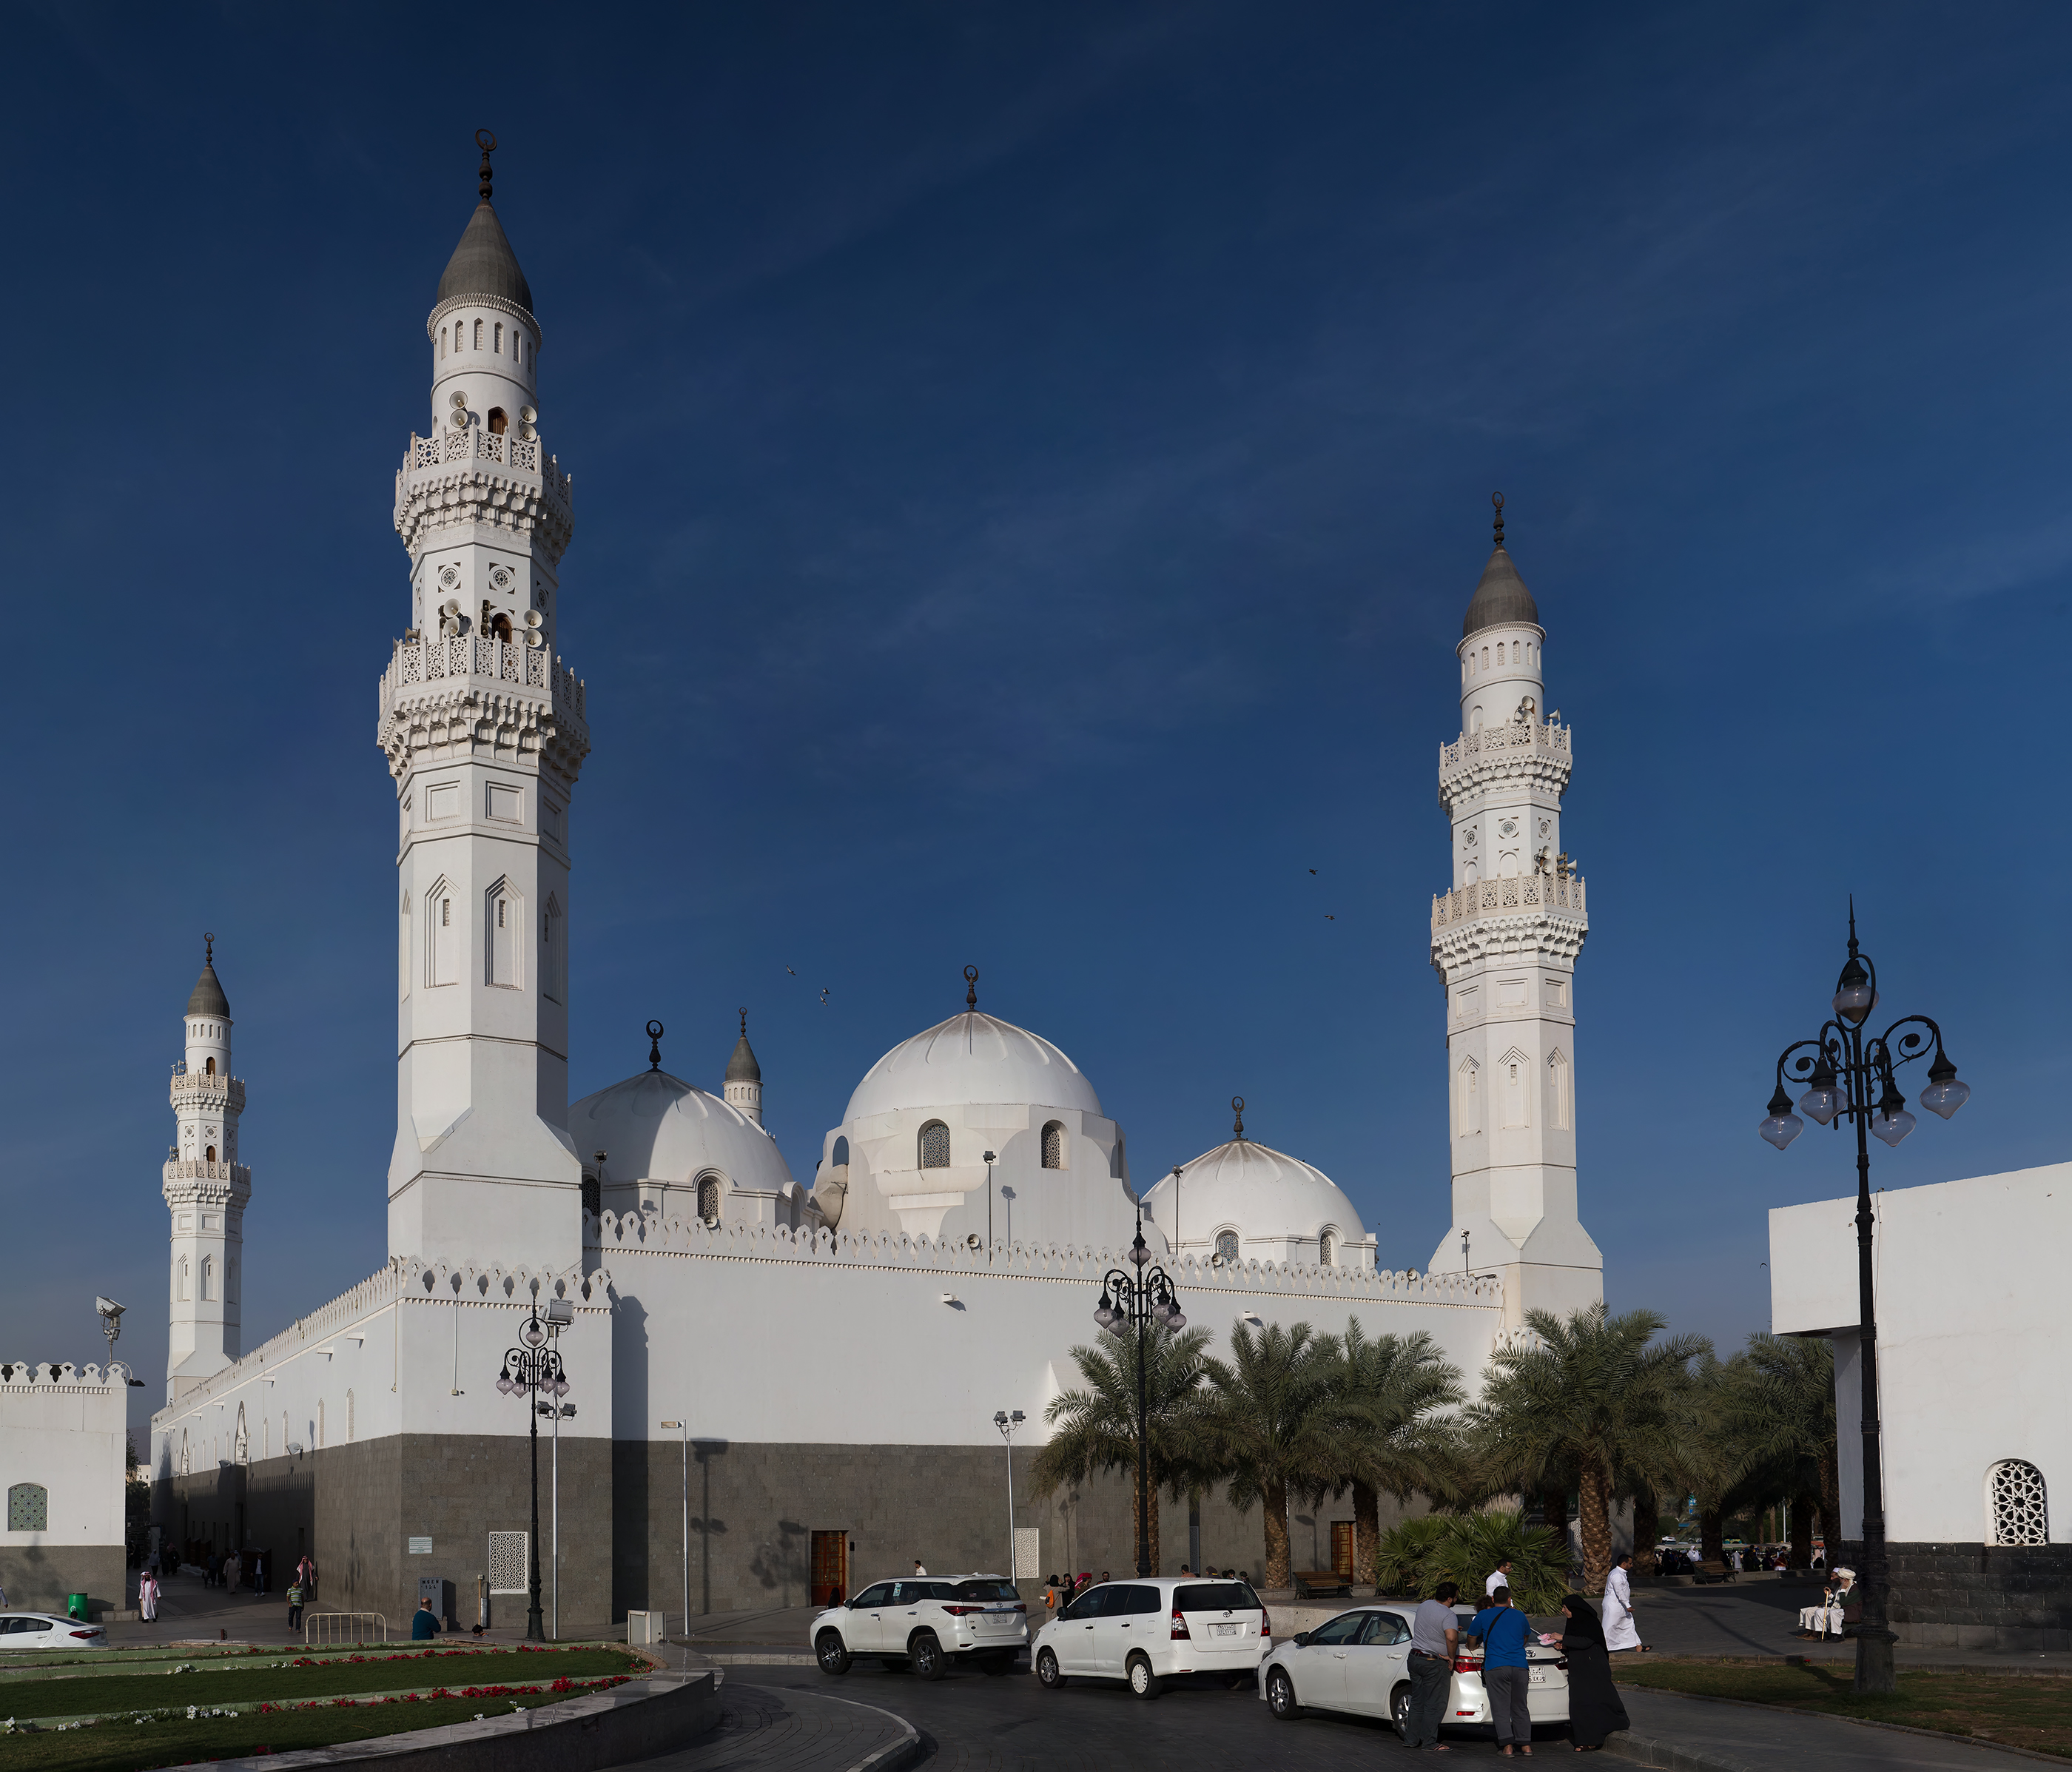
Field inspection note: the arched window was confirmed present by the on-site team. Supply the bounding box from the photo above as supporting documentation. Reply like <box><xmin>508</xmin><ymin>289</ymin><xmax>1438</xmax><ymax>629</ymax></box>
<box><xmin>697</xmin><ymin>1175</ymin><xmax>722</xmax><ymax>1225</ymax></box>
<box><xmin>8</xmin><ymin>1483</ymin><xmax>48</xmax><ymax>1530</ymax></box>
<box><xmin>493</xmin><ymin>323</ymin><xmax>503</xmax><ymax>355</ymax></box>
<box><xmin>488</xmin><ymin>406</ymin><xmax>508</xmax><ymax>434</ymax></box>
<box><xmin>1214</xmin><ymin>1229</ymin><xmax>1240</xmax><ymax>1266</ymax></box>
<box><xmin>1041</xmin><ymin>1121</ymin><xmax>1066</xmax><ymax>1169</ymax></box>
<box><xmin>1988</xmin><ymin>1460</ymin><xmax>2048</xmax><ymax>1545</ymax></box>
<box><xmin>474</xmin><ymin>318</ymin><xmax>483</xmax><ymax>349</ymax></box>
<box><xmin>440</xmin><ymin>326</ymin><xmax>447</xmax><ymax>358</ymax></box>
<box><xmin>235</xmin><ymin>1404</ymin><xmax>248</xmax><ymax>1466</ymax></box>
<box><xmin>1319</xmin><ymin>1229</ymin><xmax>1339</xmax><ymax>1266</ymax></box>
<box><xmin>514</xmin><ymin>333</ymin><xmax>524</xmax><ymax>366</ymax></box>
<box><xmin>831</xmin><ymin>1135</ymin><xmax>850</xmax><ymax>1167</ymax></box>
<box><xmin>205</xmin><ymin>1144</ymin><xmax>217</xmax><ymax>1163</ymax></box>
<box><xmin>918</xmin><ymin>1121</ymin><xmax>950</xmax><ymax>1169</ymax></box>
<box><xmin>205</xmin><ymin>1057</ymin><xmax>216</xmax><ymax>1075</ymax></box>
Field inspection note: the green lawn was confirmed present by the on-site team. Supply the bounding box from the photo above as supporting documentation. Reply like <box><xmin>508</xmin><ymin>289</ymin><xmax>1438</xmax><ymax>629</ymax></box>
<box><xmin>1</xmin><ymin>1685</ymin><xmax>602</xmax><ymax>1772</ymax></box>
<box><xmin>0</xmin><ymin>1646</ymin><xmax>636</xmax><ymax>1719</ymax></box>
<box><xmin>1615</xmin><ymin>1658</ymin><xmax>2072</xmax><ymax>1758</ymax></box>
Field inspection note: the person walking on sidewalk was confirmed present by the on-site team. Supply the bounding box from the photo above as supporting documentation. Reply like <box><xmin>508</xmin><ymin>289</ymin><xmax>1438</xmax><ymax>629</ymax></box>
<box><xmin>1558</xmin><ymin>1594</ymin><xmax>1629</xmax><ymax>1751</ymax></box>
<box><xmin>138</xmin><ymin>1570</ymin><xmax>160</xmax><ymax>1623</ymax></box>
<box><xmin>1601</xmin><ymin>1553</ymin><xmax>1642</xmax><ymax>1652</ymax></box>
<box><xmin>1468</xmin><ymin>1585</ymin><xmax>1536</xmax><ymax>1756</ymax></box>
<box><xmin>286</xmin><ymin>1580</ymin><xmax>305</xmax><ymax>1634</ymax></box>
<box><xmin>1402</xmin><ymin>1580</ymin><xmax>1461</xmax><ymax>1751</ymax></box>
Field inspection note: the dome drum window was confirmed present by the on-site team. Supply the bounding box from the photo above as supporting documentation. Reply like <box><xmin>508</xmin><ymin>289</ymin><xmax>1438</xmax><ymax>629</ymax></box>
<box><xmin>1214</xmin><ymin>1229</ymin><xmax>1240</xmax><ymax>1266</ymax></box>
<box><xmin>1318</xmin><ymin>1229</ymin><xmax>1339</xmax><ymax>1267</ymax></box>
<box><xmin>918</xmin><ymin>1120</ymin><xmax>951</xmax><ymax>1170</ymax></box>
<box><xmin>1988</xmin><ymin>1460</ymin><xmax>2048</xmax><ymax>1546</ymax></box>
<box><xmin>1040</xmin><ymin>1121</ymin><xmax>1066</xmax><ymax>1169</ymax></box>
<box><xmin>697</xmin><ymin>1175</ymin><xmax>722</xmax><ymax>1226</ymax></box>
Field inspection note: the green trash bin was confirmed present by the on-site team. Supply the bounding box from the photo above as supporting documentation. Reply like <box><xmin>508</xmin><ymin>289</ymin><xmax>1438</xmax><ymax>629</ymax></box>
<box><xmin>66</xmin><ymin>1593</ymin><xmax>90</xmax><ymax>1622</ymax></box>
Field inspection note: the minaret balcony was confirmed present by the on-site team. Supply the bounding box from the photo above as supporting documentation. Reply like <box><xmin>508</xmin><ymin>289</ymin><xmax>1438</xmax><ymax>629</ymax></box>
<box><xmin>1432</xmin><ymin>869</ymin><xmax>1587</xmax><ymax>933</ymax></box>
<box><xmin>383</xmin><ymin>632</ymin><xmax>585</xmax><ymax>720</ymax></box>
<box><xmin>1439</xmin><ymin>718</ymin><xmax>1572</xmax><ymax>808</ymax></box>
<box><xmin>379</xmin><ymin>634</ymin><xmax>591</xmax><ymax>785</ymax></box>
<box><xmin>162</xmin><ymin>1159</ymin><xmax>252</xmax><ymax>1206</ymax></box>
<box><xmin>394</xmin><ymin>429</ymin><xmax>574</xmax><ymax>563</ymax></box>
<box><xmin>169</xmin><ymin>1072</ymin><xmax>245</xmax><ymax>1112</ymax></box>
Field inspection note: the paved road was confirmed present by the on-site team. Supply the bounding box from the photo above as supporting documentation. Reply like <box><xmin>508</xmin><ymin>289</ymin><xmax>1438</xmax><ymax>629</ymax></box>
<box><xmin>634</xmin><ymin>1681</ymin><xmax>918</xmax><ymax>1772</ymax></box>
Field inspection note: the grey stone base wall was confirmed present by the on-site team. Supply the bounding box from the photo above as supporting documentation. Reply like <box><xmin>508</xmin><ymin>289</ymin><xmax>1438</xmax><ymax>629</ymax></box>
<box><xmin>0</xmin><ymin>1544</ymin><xmax>125</xmax><ymax>1617</ymax></box>
<box><xmin>612</xmin><ymin>1439</ymin><xmax>1427</xmax><ymax>1622</ymax></box>
<box><xmin>1837</xmin><ymin>1538</ymin><xmax>2072</xmax><ymax>1651</ymax></box>
<box><xmin>158</xmin><ymin>1433</ymin><xmax>614</xmax><ymax>1637</ymax></box>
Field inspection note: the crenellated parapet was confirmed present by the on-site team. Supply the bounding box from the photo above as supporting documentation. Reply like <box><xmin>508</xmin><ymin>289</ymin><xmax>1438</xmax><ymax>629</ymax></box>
<box><xmin>394</xmin><ymin>430</ymin><xmax>574</xmax><ymax>566</ymax></box>
<box><xmin>586</xmin><ymin>1209</ymin><xmax>1503</xmax><ymax>1309</ymax></box>
<box><xmin>0</xmin><ymin>1360</ymin><xmax>134</xmax><ymax>1390</ymax></box>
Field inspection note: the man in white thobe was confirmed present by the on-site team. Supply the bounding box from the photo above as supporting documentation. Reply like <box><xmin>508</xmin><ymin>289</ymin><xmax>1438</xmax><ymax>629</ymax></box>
<box><xmin>1603</xmin><ymin>1551</ymin><xmax>1641</xmax><ymax>1651</ymax></box>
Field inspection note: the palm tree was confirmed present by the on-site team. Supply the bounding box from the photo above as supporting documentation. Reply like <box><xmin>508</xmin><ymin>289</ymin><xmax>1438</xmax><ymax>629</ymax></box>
<box><xmin>1468</xmin><ymin>1303</ymin><xmax>1709</xmax><ymax>1595</ymax></box>
<box><xmin>1314</xmin><ymin>1321</ymin><xmax>1464</xmax><ymax>1583</ymax></box>
<box><xmin>1032</xmin><ymin>1326</ymin><xmax>1213</xmax><ymax>1574</ymax></box>
<box><xmin>1723</xmin><ymin>1333</ymin><xmax>1838</xmax><ymax>1564</ymax></box>
<box><xmin>1201</xmin><ymin>1322</ymin><xmax>1333</xmax><ymax>1587</ymax></box>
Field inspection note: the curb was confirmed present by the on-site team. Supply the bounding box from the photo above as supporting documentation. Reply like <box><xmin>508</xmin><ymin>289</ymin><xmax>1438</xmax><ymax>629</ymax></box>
<box><xmin>1612</xmin><ymin>1682</ymin><xmax>2072</xmax><ymax>1768</ymax></box>
<box><xmin>817</xmin><ymin>1693</ymin><xmax>922</xmax><ymax>1772</ymax></box>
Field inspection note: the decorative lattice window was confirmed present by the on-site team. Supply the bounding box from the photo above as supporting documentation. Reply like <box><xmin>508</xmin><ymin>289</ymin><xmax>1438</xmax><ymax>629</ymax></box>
<box><xmin>1988</xmin><ymin>1460</ymin><xmax>2048</xmax><ymax>1546</ymax></box>
<box><xmin>918</xmin><ymin>1121</ymin><xmax>950</xmax><ymax>1169</ymax></box>
<box><xmin>1215</xmin><ymin>1230</ymin><xmax>1240</xmax><ymax>1265</ymax></box>
<box><xmin>7</xmin><ymin>1483</ymin><xmax>48</xmax><ymax>1531</ymax></box>
<box><xmin>488</xmin><ymin>1531</ymin><xmax>528</xmax><ymax>1593</ymax></box>
<box><xmin>1041</xmin><ymin>1122</ymin><xmax>1065</xmax><ymax>1169</ymax></box>
<box><xmin>698</xmin><ymin>1176</ymin><xmax>721</xmax><ymax>1226</ymax></box>
<box><xmin>1319</xmin><ymin>1229</ymin><xmax>1338</xmax><ymax>1267</ymax></box>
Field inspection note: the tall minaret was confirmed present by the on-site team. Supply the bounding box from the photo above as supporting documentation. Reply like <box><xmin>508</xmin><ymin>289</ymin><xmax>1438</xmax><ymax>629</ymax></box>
<box><xmin>724</xmin><ymin>1010</ymin><xmax>763</xmax><ymax>1125</ymax></box>
<box><xmin>164</xmin><ymin>936</ymin><xmax>250</xmax><ymax>1405</ymax></box>
<box><xmin>378</xmin><ymin>135</ymin><xmax>591</xmax><ymax>1272</ymax></box>
<box><xmin>1428</xmin><ymin>497</ymin><xmax>1603</xmax><ymax>1328</ymax></box>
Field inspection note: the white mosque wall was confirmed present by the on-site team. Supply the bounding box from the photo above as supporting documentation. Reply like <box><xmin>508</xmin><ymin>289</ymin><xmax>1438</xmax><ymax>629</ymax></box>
<box><xmin>1771</xmin><ymin>1162</ymin><xmax>2072</xmax><ymax>1547</ymax></box>
<box><xmin>596</xmin><ymin>1213</ymin><xmax>1506</xmax><ymax>1449</ymax></box>
<box><xmin>1</xmin><ymin>1359</ymin><xmax>132</xmax><ymax>1614</ymax></box>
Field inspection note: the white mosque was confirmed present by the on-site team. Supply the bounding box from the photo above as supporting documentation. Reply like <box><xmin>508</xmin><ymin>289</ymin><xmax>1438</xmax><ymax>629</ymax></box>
<box><xmin>143</xmin><ymin>145</ymin><xmax>1603</xmax><ymax>1631</ymax></box>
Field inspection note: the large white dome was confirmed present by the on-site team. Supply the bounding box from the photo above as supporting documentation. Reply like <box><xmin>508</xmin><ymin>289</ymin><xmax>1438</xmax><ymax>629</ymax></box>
<box><xmin>1141</xmin><ymin>1135</ymin><xmax>1368</xmax><ymax>1259</ymax></box>
<box><xmin>843</xmin><ymin>1011</ymin><xmax>1103</xmax><ymax>1123</ymax></box>
<box><xmin>571</xmin><ymin>1069</ymin><xmax>794</xmax><ymax>1193</ymax></box>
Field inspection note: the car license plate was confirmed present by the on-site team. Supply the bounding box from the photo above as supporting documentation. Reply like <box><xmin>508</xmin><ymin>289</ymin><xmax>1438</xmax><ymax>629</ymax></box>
<box><xmin>1529</xmin><ymin>1672</ymin><xmax>1546</xmax><ymax>1685</ymax></box>
<box><xmin>1211</xmin><ymin>1622</ymin><xmax>1240</xmax><ymax>1638</ymax></box>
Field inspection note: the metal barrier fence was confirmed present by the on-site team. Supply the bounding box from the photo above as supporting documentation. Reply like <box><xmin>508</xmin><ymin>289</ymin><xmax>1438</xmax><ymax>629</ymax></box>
<box><xmin>305</xmin><ymin>1611</ymin><xmax>389</xmax><ymax>1645</ymax></box>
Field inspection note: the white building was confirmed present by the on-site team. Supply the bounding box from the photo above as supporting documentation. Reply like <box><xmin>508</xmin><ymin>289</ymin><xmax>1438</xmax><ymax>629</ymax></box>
<box><xmin>1771</xmin><ymin>1164</ymin><xmax>2072</xmax><ymax>1650</ymax></box>
<box><xmin>1</xmin><ymin>1359</ymin><xmax>135</xmax><ymax>1614</ymax></box>
<box><xmin>150</xmin><ymin>146</ymin><xmax>1606</xmax><ymax>1630</ymax></box>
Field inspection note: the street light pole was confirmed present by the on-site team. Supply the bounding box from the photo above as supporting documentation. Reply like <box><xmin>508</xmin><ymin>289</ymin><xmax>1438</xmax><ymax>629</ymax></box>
<box><xmin>660</xmin><ymin>1420</ymin><xmax>689</xmax><ymax>1632</ymax></box>
<box><xmin>1094</xmin><ymin>1215</ymin><xmax>1184</xmax><ymax>1577</ymax></box>
<box><xmin>540</xmin><ymin>1297</ymin><xmax>574</xmax><ymax>1639</ymax></box>
<box><xmin>1758</xmin><ymin>904</ymin><xmax>1969</xmax><ymax>1697</ymax></box>
<box><xmin>983</xmin><ymin>1151</ymin><xmax>997</xmax><ymax>1261</ymax></box>
<box><xmin>992</xmin><ymin>1409</ymin><xmax>1026</xmax><ymax>1580</ymax></box>
<box><xmin>496</xmin><ymin>1304</ymin><xmax>570</xmax><ymax>1642</ymax></box>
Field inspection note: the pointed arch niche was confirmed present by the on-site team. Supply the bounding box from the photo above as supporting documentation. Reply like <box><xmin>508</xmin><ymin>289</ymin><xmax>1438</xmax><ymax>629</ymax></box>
<box><xmin>486</xmin><ymin>878</ymin><xmax>525</xmax><ymax>990</ymax></box>
<box><xmin>426</xmin><ymin>878</ymin><xmax>460</xmax><ymax>987</ymax></box>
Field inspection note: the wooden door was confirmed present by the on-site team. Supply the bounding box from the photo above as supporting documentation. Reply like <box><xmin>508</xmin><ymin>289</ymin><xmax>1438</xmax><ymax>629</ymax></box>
<box><xmin>1331</xmin><ymin>1520</ymin><xmax>1355</xmax><ymax>1578</ymax></box>
<box><xmin>810</xmin><ymin>1531</ymin><xmax>849</xmax><ymax>1607</ymax></box>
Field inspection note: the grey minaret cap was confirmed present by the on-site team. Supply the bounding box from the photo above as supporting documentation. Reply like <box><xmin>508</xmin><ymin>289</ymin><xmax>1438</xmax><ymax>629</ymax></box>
<box><xmin>437</xmin><ymin>201</ymin><xmax>534</xmax><ymax>315</ymax></box>
<box><xmin>725</xmin><ymin>1030</ymin><xmax>761</xmax><ymax>1085</ymax></box>
<box><xmin>1462</xmin><ymin>545</ymin><xmax>1538</xmax><ymax>638</ymax></box>
<box><xmin>186</xmin><ymin>960</ymin><xmax>229</xmax><ymax>1018</ymax></box>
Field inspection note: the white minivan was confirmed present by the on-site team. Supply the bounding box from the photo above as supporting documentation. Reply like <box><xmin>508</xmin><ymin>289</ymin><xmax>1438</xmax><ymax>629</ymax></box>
<box><xmin>1032</xmin><ymin>1577</ymin><xmax>1268</xmax><ymax>1699</ymax></box>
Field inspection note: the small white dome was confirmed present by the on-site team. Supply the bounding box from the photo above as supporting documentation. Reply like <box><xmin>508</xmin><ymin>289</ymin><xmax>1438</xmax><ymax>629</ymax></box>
<box><xmin>570</xmin><ymin>1070</ymin><xmax>794</xmax><ymax>1193</ymax></box>
<box><xmin>1142</xmin><ymin>1137</ymin><xmax>1367</xmax><ymax>1254</ymax></box>
<box><xmin>844</xmin><ymin>1011</ymin><xmax>1103</xmax><ymax>1123</ymax></box>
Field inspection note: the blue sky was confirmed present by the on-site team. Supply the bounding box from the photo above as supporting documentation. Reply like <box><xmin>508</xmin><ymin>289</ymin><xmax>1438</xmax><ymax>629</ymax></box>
<box><xmin>4</xmin><ymin>4</ymin><xmax>2068</xmax><ymax>1438</ymax></box>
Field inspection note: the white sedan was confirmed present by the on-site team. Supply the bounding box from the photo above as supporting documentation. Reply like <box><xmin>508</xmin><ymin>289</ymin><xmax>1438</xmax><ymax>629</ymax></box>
<box><xmin>0</xmin><ymin>1612</ymin><xmax>109</xmax><ymax>1652</ymax></box>
<box><xmin>1258</xmin><ymin>1605</ymin><xmax>1567</xmax><ymax>1737</ymax></box>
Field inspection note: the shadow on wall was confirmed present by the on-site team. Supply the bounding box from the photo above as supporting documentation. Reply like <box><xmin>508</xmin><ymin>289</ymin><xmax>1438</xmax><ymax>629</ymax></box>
<box><xmin>750</xmin><ymin>1522</ymin><xmax>808</xmax><ymax>1607</ymax></box>
<box><xmin>613</xmin><ymin>1296</ymin><xmax>650</xmax><ymax>1621</ymax></box>
<box><xmin>693</xmin><ymin>1440</ymin><xmax>728</xmax><ymax>1617</ymax></box>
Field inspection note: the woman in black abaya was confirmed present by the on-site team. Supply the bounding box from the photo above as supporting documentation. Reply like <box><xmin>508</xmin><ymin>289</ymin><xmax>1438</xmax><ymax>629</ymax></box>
<box><xmin>1559</xmin><ymin>1593</ymin><xmax>1630</xmax><ymax>1751</ymax></box>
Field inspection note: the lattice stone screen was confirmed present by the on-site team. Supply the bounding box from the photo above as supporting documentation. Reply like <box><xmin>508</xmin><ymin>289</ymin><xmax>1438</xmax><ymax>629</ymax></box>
<box><xmin>7</xmin><ymin>1483</ymin><xmax>47</xmax><ymax>1531</ymax></box>
<box><xmin>1013</xmin><ymin>1527</ymin><xmax>1040</xmax><ymax>1580</ymax></box>
<box><xmin>1988</xmin><ymin>1460</ymin><xmax>2048</xmax><ymax>1546</ymax></box>
<box><xmin>488</xmin><ymin>1531</ymin><xmax>529</xmax><ymax>1593</ymax></box>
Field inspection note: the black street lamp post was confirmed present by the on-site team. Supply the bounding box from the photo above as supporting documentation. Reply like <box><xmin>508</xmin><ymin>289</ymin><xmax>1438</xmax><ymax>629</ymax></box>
<box><xmin>1758</xmin><ymin>906</ymin><xmax>1969</xmax><ymax>1696</ymax></box>
<box><xmin>1094</xmin><ymin>1217</ymin><xmax>1184</xmax><ymax>1578</ymax></box>
<box><xmin>497</xmin><ymin>1306</ymin><xmax>571</xmax><ymax>1642</ymax></box>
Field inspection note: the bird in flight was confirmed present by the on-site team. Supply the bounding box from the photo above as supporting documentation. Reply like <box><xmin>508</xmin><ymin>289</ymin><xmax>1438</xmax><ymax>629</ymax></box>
<box><xmin>786</xmin><ymin>965</ymin><xmax>796</xmax><ymax>976</ymax></box>
<box><xmin>1325</xmin><ymin>914</ymin><xmax>1336</xmax><ymax>921</ymax></box>
<box><xmin>1308</xmin><ymin>868</ymin><xmax>1317</xmax><ymax>875</ymax></box>
<box><xmin>820</xmin><ymin>987</ymin><xmax>830</xmax><ymax>1004</ymax></box>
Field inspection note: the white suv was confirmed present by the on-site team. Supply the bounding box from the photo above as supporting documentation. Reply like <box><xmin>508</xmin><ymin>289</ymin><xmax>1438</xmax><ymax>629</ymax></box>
<box><xmin>813</xmin><ymin>1575</ymin><xmax>1028</xmax><ymax>1679</ymax></box>
<box><xmin>1031</xmin><ymin>1577</ymin><xmax>1268</xmax><ymax>1699</ymax></box>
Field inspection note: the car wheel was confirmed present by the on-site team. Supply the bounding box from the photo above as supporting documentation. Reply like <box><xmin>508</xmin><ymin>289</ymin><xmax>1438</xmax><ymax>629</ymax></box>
<box><xmin>1266</xmin><ymin>1665</ymin><xmax>1302</xmax><ymax>1720</ymax></box>
<box><xmin>1126</xmin><ymin>1653</ymin><xmax>1162</xmax><ymax>1700</ymax></box>
<box><xmin>980</xmin><ymin>1652</ymin><xmax>1015</xmax><ymax>1676</ymax></box>
<box><xmin>815</xmin><ymin>1631</ymin><xmax>851</xmax><ymax>1676</ymax></box>
<box><xmin>909</xmin><ymin>1631</ymin><xmax>946</xmax><ymax>1680</ymax></box>
<box><xmin>1390</xmin><ymin>1682</ymin><xmax>1413</xmax><ymax>1737</ymax></box>
<box><xmin>1035</xmin><ymin>1647</ymin><xmax>1066</xmax><ymax>1689</ymax></box>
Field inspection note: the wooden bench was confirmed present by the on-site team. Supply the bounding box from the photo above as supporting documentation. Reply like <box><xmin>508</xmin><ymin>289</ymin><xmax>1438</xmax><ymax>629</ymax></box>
<box><xmin>1689</xmin><ymin>1559</ymin><xmax>1738</xmax><ymax>1585</ymax></box>
<box><xmin>1292</xmin><ymin>1571</ymin><xmax>1352</xmax><ymax>1599</ymax></box>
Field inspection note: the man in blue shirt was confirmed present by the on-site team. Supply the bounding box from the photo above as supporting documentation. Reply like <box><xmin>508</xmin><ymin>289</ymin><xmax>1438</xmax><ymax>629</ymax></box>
<box><xmin>1467</xmin><ymin>1585</ymin><xmax>1535</xmax><ymax>1754</ymax></box>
